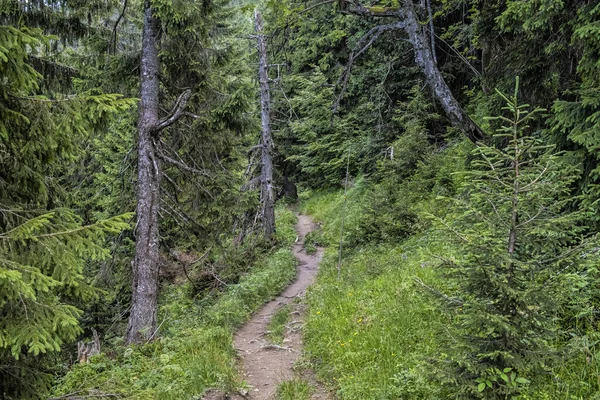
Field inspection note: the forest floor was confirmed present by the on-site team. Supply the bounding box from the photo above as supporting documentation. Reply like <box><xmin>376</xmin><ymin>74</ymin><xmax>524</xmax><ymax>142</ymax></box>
<box><xmin>204</xmin><ymin>214</ymin><xmax>331</xmax><ymax>400</ymax></box>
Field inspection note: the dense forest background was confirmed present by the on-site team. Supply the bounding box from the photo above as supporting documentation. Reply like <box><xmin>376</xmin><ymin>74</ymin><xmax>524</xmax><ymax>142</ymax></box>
<box><xmin>1</xmin><ymin>0</ymin><xmax>600</xmax><ymax>398</ymax></box>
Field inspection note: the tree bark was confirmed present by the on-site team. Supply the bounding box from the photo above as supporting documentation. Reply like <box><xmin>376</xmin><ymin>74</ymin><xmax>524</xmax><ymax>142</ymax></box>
<box><xmin>126</xmin><ymin>0</ymin><xmax>162</xmax><ymax>345</ymax></box>
<box><xmin>402</xmin><ymin>4</ymin><xmax>484</xmax><ymax>142</ymax></box>
<box><xmin>255</xmin><ymin>9</ymin><xmax>276</xmax><ymax>238</ymax></box>
<box><xmin>126</xmin><ymin>0</ymin><xmax>191</xmax><ymax>344</ymax></box>
<box><xmin>340</xmin><ymin>0</ymin><xmax>485</xmax><ymax>142</ymax></box>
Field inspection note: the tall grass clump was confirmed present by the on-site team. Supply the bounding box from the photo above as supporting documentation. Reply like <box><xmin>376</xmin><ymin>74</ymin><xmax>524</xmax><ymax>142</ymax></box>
<box><xmin>300</xmin><ymin>164</ymin><xmax>461</xmax><ymax>398</ymax></box>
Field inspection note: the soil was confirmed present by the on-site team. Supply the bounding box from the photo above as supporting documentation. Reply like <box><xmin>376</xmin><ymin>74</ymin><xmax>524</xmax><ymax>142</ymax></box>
<box><xmin>204</xmin><ymin>214</ymin><xmax>330</xmax><ymax>400</ymax></box>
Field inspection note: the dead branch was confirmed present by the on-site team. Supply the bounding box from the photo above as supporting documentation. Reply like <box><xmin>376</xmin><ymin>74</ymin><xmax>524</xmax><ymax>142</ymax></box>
<box><xmin>333</xmin><ymin>21</ymin><xmax>405</xmax><ymax>113</ymax></box>
<box><xmin>300</xmin><ymin>0</ymin><xmax>337</xmax><ymax>14</ymax></box>
<box><xmin>337</xmin><ymin>0</ymin><xmax>485</xmax><ymax>142</ymax></box>
<box><xmin>155</xmin><ymin>146</ymin><xmax>212</xmax><ymax>177</ymax></box>
<box><xmin>110</xmin><ymin>0</ymin><xmax>128</xmax><ymax>54</ymax></box>
<box><xmin>156</xmin><ymin>89</ymin><xmax>192</xmax><ymax>132</ymax></box>
<box><xmin>426</xmin><ymin>0</ymin><xmax>436</xmax><ymax>64</ymax></box>
<box><xmin>342</xmin><ymin>2</ymin><xmax>403</xmax><ymax>17</ymax></box>
<box><xmin>261</xmin><ymin>344</ymin><xmax>297</xmax><ymax>352</ymax></box>
<box><xmin>48</xmin><ymin>393</ymin><xmax>120</xmax><ymax>400</ymax></box>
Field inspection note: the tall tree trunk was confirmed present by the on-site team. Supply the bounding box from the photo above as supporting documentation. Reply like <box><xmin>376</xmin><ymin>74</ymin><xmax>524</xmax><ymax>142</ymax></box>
<box><xmin>402</xmin><ymin>3</ymin><xmax>484</xmax><ymax>142</ymax></box>
<box><xmin>126</xmin><ymin>0</ymin><xmax>162</xmax><ymax>345</ymax></box>
<box><xmin>126</xmin><ymin>1</ymin><xmax>193</xmax><ymax>344</ymax></box>
<box><xmin>255</xmin><ymin>9</ymin><xmax>276</xmax><ymax>238</ymax></box>
<box><xmin>340</xmin><ymin>1</ymin><xmax>485</xmax><ymax>142</ymax></box>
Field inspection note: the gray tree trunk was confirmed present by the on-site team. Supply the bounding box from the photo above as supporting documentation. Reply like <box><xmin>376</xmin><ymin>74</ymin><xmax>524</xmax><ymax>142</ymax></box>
<box><xmin>341</xmin><ymin>1</ymin><xmax>485</xmax><ymax>142</ymax></box>
<box><xmin>126</xmin><ymin>1</ymin><xmax>161</xmax><ymax>345</ymax></box>
<box><xmin>254</xmin><ymin>10</ymin><xmax>276</xmax><ymax>238</ymax></box>
<box><xmin>402</xmin><ymin>3</ymin><xmax>484</xmax><ymax>142</ymax></box>
<box><xmin>127</xmin><ymin>0</ymin><xmax>191</xmax><ymax>344</ymax></box>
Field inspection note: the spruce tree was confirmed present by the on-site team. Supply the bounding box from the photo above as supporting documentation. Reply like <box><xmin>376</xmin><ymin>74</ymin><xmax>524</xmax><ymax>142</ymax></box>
<box><xmin>0</xmin><ymin>210</ymin><xmax>131</xmax><ymax>398</ymax></box>
<box><xmin>0</xmin><ymin>4</ymin><xmax>135</xmax><ymax>397</ymax></box>
<box><xmin>433</xmin><ymin>79</ymin><xmax>596</xmax><ymax>398</ymax></box>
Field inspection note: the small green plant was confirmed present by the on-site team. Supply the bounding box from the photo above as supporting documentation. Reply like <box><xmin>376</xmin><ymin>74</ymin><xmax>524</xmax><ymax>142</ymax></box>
<box><xmin>267</xmin><ymin>305</ymin><xmax>291</xmax><ymax>345</ymax></box>
<box><xmin>276</xmin><ymin>378</ymin><xmax>312</xmax><ymax>400</ymax></box>
<box><xmin>476</xmin><ymin>368</ymin><xmax>530</xmax><ymax>394</ymax></box>
<box><xmin>304</xmin><ymin>229</ymin><xmax>324</xmax><ymax>254</ymax></box>
<box><xmin>430</xmin><ymin>78</ymin><xmax>598</xmax><ymax>398</ymax></box>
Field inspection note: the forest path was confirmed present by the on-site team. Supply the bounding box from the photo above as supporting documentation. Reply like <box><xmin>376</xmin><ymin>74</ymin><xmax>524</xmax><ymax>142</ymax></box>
<box><xmin>221</xmin><ymin>214</ymin><xmax>329</xmax><ymax>400</ymax></box>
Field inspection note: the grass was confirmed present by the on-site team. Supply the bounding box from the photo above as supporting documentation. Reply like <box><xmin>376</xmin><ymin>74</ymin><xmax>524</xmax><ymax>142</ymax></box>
<box><xmin>303</xmin><ymin>228</ymin><xmax>324</xmax><ymax>255</ymax></box>
<box><xmin>276</xmin><ymin>378</ymin><xmax>312</xmax><ymax>400</ymax></box>
<box><xmin>267</xmin><ymin>305</ymin><xmax>291</xmax><ymax>345</ymax></box>
<box><xmin>300</xmin><ymin>179</ymin><xmax>600</xmax><ymax>399</ymax></box>
<box><xmin>53</xmin><ymin>207</ymin><xmax>299</xmax><ymax>399</ymax></box>
<box><xmin>300</xmin><ymin>186</ymin><xmax>447</xmax><ymax>399</ymax></box>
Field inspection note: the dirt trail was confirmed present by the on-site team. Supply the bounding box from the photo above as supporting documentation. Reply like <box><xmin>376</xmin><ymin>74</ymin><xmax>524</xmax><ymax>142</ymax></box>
<box><xmin>225</xmin><ymin>214</ymin><xmax>328</xmax><ymax>400</ymax></box>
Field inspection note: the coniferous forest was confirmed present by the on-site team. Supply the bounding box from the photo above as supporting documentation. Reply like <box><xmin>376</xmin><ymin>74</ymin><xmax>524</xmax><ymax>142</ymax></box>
<box><xmin>1</xmin><ymin>0</ymin><xmax>600</xmax><ymax>399</ymax></box>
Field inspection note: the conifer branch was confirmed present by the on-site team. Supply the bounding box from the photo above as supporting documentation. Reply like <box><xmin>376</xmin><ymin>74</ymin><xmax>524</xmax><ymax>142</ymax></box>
<box><xmin>0</xmin><ymin>214</ymin><xmax>130</xmax><ymax>240</ymax></box>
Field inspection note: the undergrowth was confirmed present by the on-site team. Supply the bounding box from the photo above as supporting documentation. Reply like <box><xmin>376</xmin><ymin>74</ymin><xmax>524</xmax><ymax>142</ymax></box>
<box><xmin>300</xmin><ymin>141</ymin><xmax>600</xmax><ymax>399</ymax></box>
<box><xmin>276</xmin><ymin>378</ymin><xmax>312</xmax><ymax>400</ymax></box>
<box><xmin>267</xmin><ymin>305</ymin><xmax>291</xmax><ymax>345</ymax></box>
<box><xmin>53</xmin><ymin>208</ymin><xmax>298</xmax><ymax>399</ymax></box>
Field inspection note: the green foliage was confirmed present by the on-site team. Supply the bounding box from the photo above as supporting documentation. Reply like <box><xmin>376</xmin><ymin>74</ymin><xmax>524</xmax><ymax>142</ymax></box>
<box><xmin>283</xmin><ymin>69</ymin><xmax>358</xmax><ymax>187</ymax></box>
<box><xmin>276</xmin><ymin>378</ymin><xmax>313</xmax><ymax>400</ymax></box>
<box><xmin>53</xmin><ymin>207</ymin><xmax>298</xmax><ymax>399</ymax></box>
<box><xmin>275</xmin><ymin>207</ymin><xmax>299</xmax><ymax>246</ymax></box>
<box><xmin>0</xmin><ymin>210</ymin><xmax>131</xmax><ymax>398</ymax></box>
<box><xmin>0</xmin><ymin>23</ymin><xmax>135</xmax><ymax>207</ymax></box>
<box><xmin>303</xmin><ymin>182</ymin><xmax>446</xmax><ymax>399</ymax></box>
<box><xmin>429</xmin><ymin>82</ymin><xmax>598</xmax><ymax>398</ymax></box>
<box><xmin>54</xmin><ymin>327</ymin><xmax>238</xmax><ymax>400</ymax></box>
<box><xmin>264</xmin><ymin>0</ymin><xmax>424</xmax><ymax>190</ymax></box>
<box><xmin>204</xmin><ymin>248</ymin><xmax>297</xmax><ymax>329</ymax></box>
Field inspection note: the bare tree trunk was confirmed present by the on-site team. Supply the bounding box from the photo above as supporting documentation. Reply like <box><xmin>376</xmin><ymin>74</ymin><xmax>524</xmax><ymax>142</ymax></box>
<box><xmin>255</xmin><ymin>9</ymin><xmax>276</xmax><ymax>238</ymax></box>
<box><xmin>126</xmin><ymin>0</ymin><xmax>161</xmax><ymax>345</ymax></box>
<box><xmin>339</xmin><ymin>0</ymin><xmax>485</xmax><ymax>142</ymax></box>
<box><xmin>402</xmin><ymin>3</ymin><xmax>484</xmax><ymax>142</ymax></box>
<box><xmin>127</xmin><ymin>0</ymin><xmax>191</xmax><ymax>344</ymax></box>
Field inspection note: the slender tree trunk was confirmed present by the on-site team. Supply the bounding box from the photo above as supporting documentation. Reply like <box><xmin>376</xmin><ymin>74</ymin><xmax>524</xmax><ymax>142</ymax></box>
<box><xmin>402</xmin><ymin>3</ymin><xmax>484</xmax><ymax>142</ymax></box>
<box><xmin>341</xmin><ymin>1</ymin><xmax>486</xmax><ymax>142</ymax></box>
<box><xmin>126</xmin><ymin>1</ymin><xmax>162</xmax><ymax>344</ymax></box>
<box><xmin>126</xmin><ymin>3</ymin><xmax>195</xmax><ymax>344</ymax></box>
<box><xmin>255</xmin><ymin>9</ymin><xmax>276</xmax><ymax>238</ymax></box>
